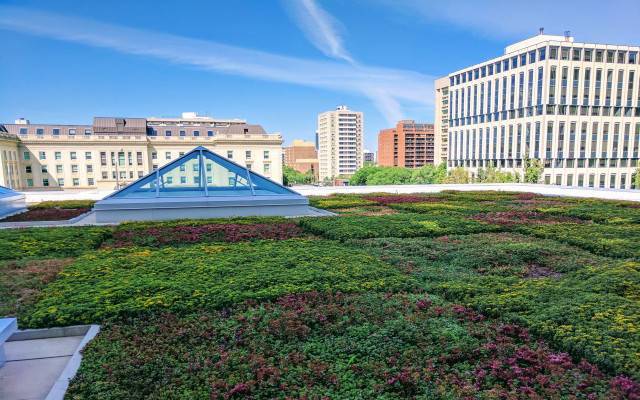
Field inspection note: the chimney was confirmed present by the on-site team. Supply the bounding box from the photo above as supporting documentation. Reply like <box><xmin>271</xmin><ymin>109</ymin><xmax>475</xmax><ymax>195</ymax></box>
<box><xmin>539</xmin><ymin>27</ymin><xmax>544</xmax><ymax>35</ymax></box>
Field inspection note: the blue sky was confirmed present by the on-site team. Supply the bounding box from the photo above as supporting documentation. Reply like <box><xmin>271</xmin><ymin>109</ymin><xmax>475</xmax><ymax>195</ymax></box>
<box><xmin>1</xmin><ymin>0</ymin><xmax>639</xmax><ymax>151</ymax></box>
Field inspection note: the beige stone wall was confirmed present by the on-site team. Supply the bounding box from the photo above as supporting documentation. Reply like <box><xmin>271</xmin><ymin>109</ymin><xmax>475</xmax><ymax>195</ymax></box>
<box><xmin>4</xmin><ymin>134</ymin><xmax>283</xmax><ymax>190</ymax></box>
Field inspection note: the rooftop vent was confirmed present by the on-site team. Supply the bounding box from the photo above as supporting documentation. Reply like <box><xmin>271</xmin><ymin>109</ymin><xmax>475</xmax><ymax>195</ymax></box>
<box><xmin>539</xmin><ymin>27</ymin><xmax>544</xmax><ymax>35</ymax></box>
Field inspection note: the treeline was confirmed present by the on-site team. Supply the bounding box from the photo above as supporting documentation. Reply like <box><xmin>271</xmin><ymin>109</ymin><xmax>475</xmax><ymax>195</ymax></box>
<box><xmin>350</xmin><ymin>164</ymin><xmax>447</xmax><ymax>185</ymax></box>
<box><xmin>283</xmin><ymin>166</ymin><xmax>315</xmax><ymax>185</ymax></box>
<box><xmin>349</xmin><ymin>158</ymin><xmax>545</xmax><ymax>185</ymax></box>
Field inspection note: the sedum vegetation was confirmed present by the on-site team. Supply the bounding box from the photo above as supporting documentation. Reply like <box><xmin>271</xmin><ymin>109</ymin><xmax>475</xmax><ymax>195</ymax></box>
<box><xmin>0</xmin><ymin>190</ymin><xmax>639</xmax><ymax>398</ymax></box>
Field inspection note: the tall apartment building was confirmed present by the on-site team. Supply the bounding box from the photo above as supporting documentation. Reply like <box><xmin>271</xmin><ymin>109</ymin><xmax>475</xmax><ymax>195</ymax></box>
<box><xmin>378</xmin><ymin>120</ymin><xmax>435</xmax><ymax>168</ymax></box>
<box><xmin>0</xmin><ymin>112</ymin><xmax>284</xmax><ymax>190</ymax></box>
<box><xmin>363</xmin><ymin>149</ymin><xmax>376</xmax><ymax>164</ymax></box>
<box><xmin>434</xmin><ymin>77</ymin><xmax>450</xmax><ymax>164</ymax></box>
<box><xmin>317</xmin><ymin>105</ymin><xmax>363</xmax><ymax>181</ymax></box>
<box><xmin>438</xmin><ymin>32</ymin><xmax>640</xmax><ymax>189</ymax></box>
<box><xmin>283</xmin><ymin>139</ymin><xmax>319</xmax><ymax>180</ymax></box>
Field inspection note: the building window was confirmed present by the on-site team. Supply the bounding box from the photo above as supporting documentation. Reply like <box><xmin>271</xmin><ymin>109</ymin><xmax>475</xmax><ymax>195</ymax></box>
<box><xmin>193</xmin><ymin>130</ymin><xmax>200</xmax><ymax>136</ymax></box>
<box><xmin>100</xmin><ymin>152</ymin><xmax>107</xmax><ymax>166</ymax></box>
<box><xmin>36</xmin><ymin>128</ymin><xmax>44</xmax><ymax>136</ymax></box>
<box><xmin>88</xmin><ymin>178</ymin><xmax>94</xmax><ymax>186</ymax></box>
<box><xmin>138</xmin><ymin>171</ymin><xmax>143</xmax><ymax>178</ymax></box>
<box><xmin>56</xmin><ymin>165</ymin><xmax>63</xmax><ymax>174</ymax></box>
<box><xmin>26</xmin><ymin>179</ymin><xmax>34</xmax><ymax>187</ymax></box>
<box><xmin>54</xmin><ymin>151</ymin><xmax>61</xmax><ymax>160</ymax></box>
<box><xmin>41</xmin><ymin>165</ymin><xmax>48</xmax><ymax>173</ymax></box>
<box><xmin>264</xmin><ymin>163</ymin><xmax>270</xmax><ymax>174</ymax></box>
<box><xmin>165</xmin><ymin>152</ymin><xmax>172</xmax><ymax>160</ymax></box>
<box><xmin>102</xmin><ymin>172</ymin><xmax>108</xmax><ymax>179</ymax></box>
<box><xmin>180</xmin><ymin>176</ymin><xmax>187</xmax><ymax>184</ymax></box>
<box><xmin>23</xmin><ymin>151</ymin><xmax>30</xmax><ymax>160</ymax></box>
<box><xmin>246</xmin><ymin>163</ymin><xmax>252</xmax><ymax>170</ymax></box>
<box><xmin>70</xmin><ymin>151</ymin><xmax>77</xmax><ymax>160</ymax></box>
<box><xmin>39</xmin><ymin>151</ymin><xmax>46</xmax><ymax>160</ymax></box>
<box><xmin>68</xmin><ymin>128</ymin><xmax>76</xmax><ymax>135</ymax></box>
<box><xmin>207</xmin><ymin>130</ymin><xmax>214</xmax><ymax>137</ymax></box>
<box><xmin>73</xmin><ymin>178</ymin><xmax>80</xmax><ymax>186</ymax></box>
<box><xmin>227</xmin><ymin>150</ymin><xmax>233</xmax><ymax>159</ymax></box>
<box><xmin>179</xmin><ymin>130</ymin><xmax>186</xmax><ymax>137</ymax></box>
<box><xmin>263</xmin><ymin>150</ymin><xmax>269</xmax><ymax>160</ymax></box>
<box><xmin>165</xmin><ymin>130</ymin><xmax>172</xmax><ymax>137</ymax></box>
<box><xmin>572</xmin><ymin>48</ymin><xmax>581</xmax><ymax>61</ymax></box>
<box><xmin>19</xmin><ymin>128</ymin><xmax>28</xmax><ymax>135</ymax></box>
<box><xmin>584</xmin><ymin>49</ymin><xmax>592</xmax><ymax>62</ymax></box>
<box><xmin>25</xmin><ymin>165</ymin><xmax>32</xmax><ymax>174</ymax></box>
<box><xmin>245</xmin><ymin>150</ymin><xmax>252</xmax><ymax>160</ymax></box>
<box><xmin>71</xmin><ymin>165</ymin><xmax>78</xmax><ymax>173</ymax></box>
<box><xmin>58</xmin><ymin>178</ymin><xmax>65</xmax><ymax>186</ymax></box>
<box><xmin>84</xmin><ymin>129</ymin><xmax>91</xmax><ymax>135</ymax></box>
<box><xmin>151</xmin><ymin>152</ymin><xmax>157</xmax><ymax>160</ymax></box>
<box><xmin>137</xmin><ymin>152</ymin><xmax>143</xmax><ymax>166</ymax></box>
<box><xmin>43</xmin><ymin>178</ymin><xmax>49</xmax><ymax>187</ymax></box>
<box><xmin>87</xmin><ymin>165</ymin><xmax>93</xmax><ymax>173</ymax></box>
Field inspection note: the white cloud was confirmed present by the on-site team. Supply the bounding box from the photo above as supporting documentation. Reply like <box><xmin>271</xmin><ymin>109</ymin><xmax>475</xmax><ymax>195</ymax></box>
<box><xmin>0</xmin><ymin>5</ymin><xmax>432</xmax><ymax>124</ymax></box>
<box><xmin>282</xmin><ymin>0</ymin><xmax>354</xmax><ymax>63</ymax></box>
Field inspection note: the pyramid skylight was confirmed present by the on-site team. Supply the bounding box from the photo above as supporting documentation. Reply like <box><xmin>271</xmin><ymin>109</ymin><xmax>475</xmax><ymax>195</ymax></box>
<box><xmin>94</xmin><ymin>147</ymin><xmax>316</xmax><ymax>222</ymax></box>
<box><xmin>106</xmin><ymin>147</ymin><xmax>296</xmax><ymax>199</ymax></box>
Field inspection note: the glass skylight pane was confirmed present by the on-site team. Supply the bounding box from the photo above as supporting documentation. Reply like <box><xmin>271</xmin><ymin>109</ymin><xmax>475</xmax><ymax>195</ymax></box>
<box><xmin>157</xmin><ymin>152</ymin><xmax>205</xmax><ymax>197</ymax></box>
<box><xmin>111</xmin><ymin>172</ymin><xmax>159</xmax><ymax>198</ymax></box>
<box><xmin>108</xmin><ymin>147</ymin><xmax>298</xmax><ymax>199</ymax></box>
<box><xmin>249</xmin><ymin>173</ymin><xmax>294</xmax><ymax>195</ymax></box>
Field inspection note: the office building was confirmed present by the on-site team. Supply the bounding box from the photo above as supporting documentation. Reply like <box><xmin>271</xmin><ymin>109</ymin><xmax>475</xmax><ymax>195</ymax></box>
<box><xmin>0</xmin><ymin>112</ymin><xmax>283</xmax><ymax>190</ymax></box>
<box><xmin>283</xmin><ymin>139</ymin><xmax>319</xmax><ymax>180</ymax></box>
<box><xmin>434</xmin><ymin>77</ymin><xmax>450</xmax><ymax>164</ymax></box>
<box><xmin>377</xmin><ymin>120</ymin><xmax>435</xmax><ymax>168</ymax></box>
<box><xmin>317</xmin><ymin>105</ymin><xmax>363</xmax><ymax>181</ymax></box>
<box><xmin>438</xmin><ymin>32</ymin><xmax>640</xmax><ymax>188</ymax></box>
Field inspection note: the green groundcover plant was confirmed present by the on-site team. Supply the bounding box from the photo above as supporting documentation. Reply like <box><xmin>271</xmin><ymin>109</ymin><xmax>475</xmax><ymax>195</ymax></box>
<box><xmin>21</xmin><ymin>239</ymin><xmax>413</xmax><ymax>327</ymax></box>
<box><xmin>308</xmin><ymin>194</ymin><xmax>377</xmax><ymax>210</ymax></box>
<box><xmin>66</xmin><ymin>292</ymin><xmax>638</xmax><ymax>399</ymax></box>
<box><xmin>356</xmin><ymin>233</ymin><xmax>640</xmax><ymax>380</ymax></box>
<box><xmin>440</xmin><ymin>262</ymin><xmax>640</xmax><ymax>380</ymax></box>
<box><xmin>0</xmin><ymin>226</ymin><xmax>112</xmax><ymax>261</ymax></box>
<box><xmin>518</xmin><ymin>222</ymin><xmax>640</xmax><ymax>259</ymax></box>
<box><xmin>3</xmin><ymin>190</ymin><xmax>640</xmax><ymax>398</ymax></box>
<box><xmin>298</xmin><ymin>213</ymin><xmax>501</xmax><ymax>240</ymax></box>
<box><xmin>28</xmin><ymin>200</ymin><xmax>96</xmax><ymax>210</ymax></box>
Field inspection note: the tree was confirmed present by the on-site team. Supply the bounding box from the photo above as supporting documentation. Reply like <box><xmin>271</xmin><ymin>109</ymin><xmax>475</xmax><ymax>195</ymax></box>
<box><xmin>349</xmin><ymin>165</ymin><xmax>379</xmax><ymax>185</ymax></box>
<box><xmin>444</xmin><ymin>167</ymin><xmax>471</xmax><ymax>184</ymax></box>
<box><xmin>410</xmin><ymin>163</ymin><xmax>447</xmax><ymax>184</ymax></box>
<box><xmin>350</xmin><ymin>164</ymin><xmax>448</xmax><ymax>186</ymax></box>
<box><xmin>634</xmin><ymin>167</ymin><xmax>640</xmax><ymax>190</ymax></box>
<box><xmin>366</xmin><ymin>167</ymin><xmax>412</xmax><ymax>185</ymax></box>
<box><xmin>476</xmin><ymin>163</ymin><xmax>519</xmax><ymax>183</ymax></box>
<box><xmin>282</xmin><ymin>166</ymin><xmax>314</xmax><ymax>186</ymax></box>
<box><xmin>523</xmin><ymin>155</ymin><xmax>544</xmax><ymax>184</ymax></box>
